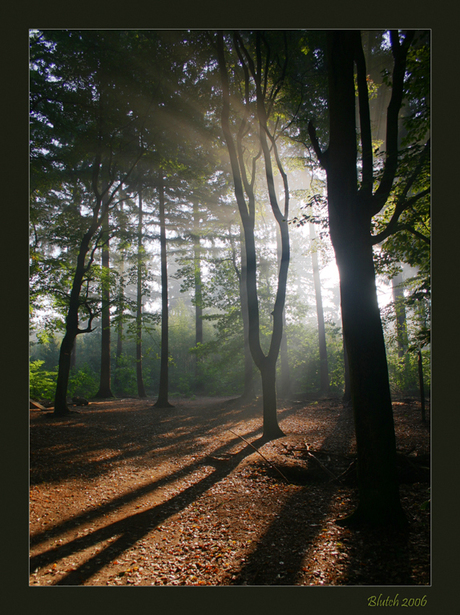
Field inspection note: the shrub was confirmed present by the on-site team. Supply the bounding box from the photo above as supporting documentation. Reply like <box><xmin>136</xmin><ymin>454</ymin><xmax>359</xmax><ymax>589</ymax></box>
<box><xmin>29</xmin><ymin>360</ymin><xmax>57</xmax><ymax>400</ymax></box>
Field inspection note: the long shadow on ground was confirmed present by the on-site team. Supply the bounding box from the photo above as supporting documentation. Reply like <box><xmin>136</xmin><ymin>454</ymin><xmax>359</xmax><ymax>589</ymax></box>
<box><xmin>30</xmin><ymin>428</ymin><xmax>272</xmax><ymax>585</ymax></box>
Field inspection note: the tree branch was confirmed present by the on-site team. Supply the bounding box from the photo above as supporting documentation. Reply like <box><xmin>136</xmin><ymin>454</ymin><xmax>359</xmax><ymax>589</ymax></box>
<box><xmin>354</xmin><ymin>32</ymin><xmax>373</xmax><ymax>199</ymax></box>
<box><xmin>372</xmin><ymin>30</ymin><xmax>415</xmax><ymax>212</ymax></box>
<box><xmin>308</xmin><ymin>121</ymin><xmax>328</xmax><ymax>169</ymax></box>
<box><xmin>371</xmin><ymin>188</ymin><xmax>430</xmax><ymax>244</ymax></box>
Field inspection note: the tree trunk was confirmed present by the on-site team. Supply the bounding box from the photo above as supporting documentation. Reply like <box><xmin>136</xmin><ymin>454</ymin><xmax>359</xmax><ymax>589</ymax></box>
<box><xmin>54</xmin><ymin>330</ymin><xmax>76</xmax><ymax>415</ymax></box>
<box><xmin>154</xmin><ymin>175</ymin><xmax>173</xmax><ymax>408</ymax></box>
<box><xmin>240</xmin><ymin>232</ymin><xmax>254</xmax><ymax>399</ymax></box>
<box><xmin>260</xmin><ymin>359</ymin><xmax>282</xmax><ymax>439</ymax></box>
<box><xmin>418</xmin><ymin>349</ymin><xmax>426</xmax><ymax>423</ymax></box>
<box><xmin>95</xmin><ymin>205</ymin><xmax>114</xmax><ymax>398</ymax></box>
<box><xmin>342</xmin><ymin>336</ymin><xmax>352</xmax><ymax>406</ymax></box>
<box><xmin>70</xmin><ymin>338</ymin><xmax>76</xmax><ymax>372</ymax></box>
<box><xmin>216</xmin><ymin>32</ymin><xmax>288</xmax><ymax>440</ymax></box>
<box><xmin>192</xmin><ymin>200</ymin><xmax>203</xmax><ymax>393</ymax></box>
<box><xmin>392</xmin><ymin>272</ymin><xmax>408</xmax><ymax>358</ymax></box>
<box><xmin>278</xmin><ymin>313</ymin><xmax>291</xmax><ymax>399</ymax></box>
<box><xmin>310</xmin><ymin>222</ymin><xmax>329</xmax><ymax>395</ymax></box>
<box><xmin>54</xmin><ymin>220</ymin><xmax>101</xmax><ymax>415</ymax></box>
<box><xmin>276</xmin><ymin>221</ymin><xmax>291</xmax><ymax>399</ymax></box>
<box><xmin>136</xmin><ymin>192</ymin><xmax>147</xmax><ymax>398</ymax></box>
<box><xmin>113</xmin><ymin>257</ymin><xmax>125</xmax><ymax>395</ymax></box>
<box><xmin>323</xmin><ymin>31</ymin><xmax>406</xmax><ymax>527</ymax></box>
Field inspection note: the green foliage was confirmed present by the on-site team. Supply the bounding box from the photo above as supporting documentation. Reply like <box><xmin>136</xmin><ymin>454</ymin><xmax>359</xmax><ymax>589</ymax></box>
<box><xmin>29</xmin><ymin>360</ymin><xmax>57</xmax><ymax>400</ymax></box>
<box><xmin>68</xmin><ymin>364</ymin><xmax>99</xmax><ymax>398</ymax></box>
<box><xmin>113</xmin><ymin>354</ymin><xmax>139</xmax><ymax>397</ymax></box>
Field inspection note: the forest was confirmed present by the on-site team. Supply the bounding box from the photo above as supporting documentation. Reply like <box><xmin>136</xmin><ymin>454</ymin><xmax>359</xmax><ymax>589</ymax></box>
<box><xmin>29</xmin><ymin>29</ymin><xmax>430</xmax><ymax>586</ymax></box>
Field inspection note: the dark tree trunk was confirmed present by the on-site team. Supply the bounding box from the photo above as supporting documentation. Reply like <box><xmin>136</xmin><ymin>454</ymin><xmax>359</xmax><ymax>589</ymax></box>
<box><xmin>342</xmin><ymin>336</ymin><xmax>352</xmax><ymax>406</ymax></box>
<box><xmin>70</xmin><ymin>338</ymin><xmax>76</xmax><ymax>372</ymax></box>
<box><xmin>316</xmin><ymin>31</ymin><xmax>406</xmax><ymax>526</ymax></box>
<box><xmin>95</xmin><ymin>205</ymin><xmax>114</xmax><ymax>398</ymax></box>
<box><xmin>154</xmin><ymin>175</ymin><xmax>173</xmax><ymax>409</ymax></box>
<box><xmin>54</xmin><ymin>330</ymin><xmax>76</xmax><ymax>415</ymax></box>
<box><xmin>260</xmin><ymin>359</ymin><xmax>280</xmax><ymax>438</ymax></box>
<box><xmin>54</xmin><ymin>213</ymin><xmax>102</xmax><ymax>415</ymax></box>
<box><xmin>310</xmin><ymin>223</ymin><xmax>329</xmax><ymax>395</ymax></box>
<box><xmin>136</xmin><ymin>192</ymin><xmax>147</xmax><ymax>398</ymax></box>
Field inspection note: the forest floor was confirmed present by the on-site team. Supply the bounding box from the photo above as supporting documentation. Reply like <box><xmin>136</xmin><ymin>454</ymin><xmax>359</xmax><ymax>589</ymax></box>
<box><xmin>29</xmin><ymin>394</ymin><xmax>430</xmax><ymax>586</ymax></box>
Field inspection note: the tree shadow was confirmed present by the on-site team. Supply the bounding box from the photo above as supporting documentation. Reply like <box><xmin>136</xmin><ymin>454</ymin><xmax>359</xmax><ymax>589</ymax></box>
<box><xmin>30</xmin><ymin>398</ymin><xmax>265</xmax><ymax>486</ymax></box>
<box><xmin>229</xmin><ymin>404</ymin><xmax>416</xmax><ymax>585</ymax></box>
<box><xmin>30</xmin><ymin>429</ymin><xmax>271</xmax><ymax>585</ymax></box>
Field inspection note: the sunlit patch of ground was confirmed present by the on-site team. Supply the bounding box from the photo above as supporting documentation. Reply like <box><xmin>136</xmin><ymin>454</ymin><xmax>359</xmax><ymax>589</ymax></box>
<box><xmin>29</xmin><ymin>396</ymin><xmax>430</xmax><ymax>586</ymax></box>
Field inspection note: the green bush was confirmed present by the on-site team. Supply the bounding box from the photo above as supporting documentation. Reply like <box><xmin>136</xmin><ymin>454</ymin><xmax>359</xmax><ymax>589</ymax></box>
<box><xmin>68</xmin><ymin>363</ymin><xmax>99</xmax><ymax>398</ymax></box>
<box><xmin>29</xmin><ymin>360</ymin><xmax>57</xmax><ymax>400</ymax></box>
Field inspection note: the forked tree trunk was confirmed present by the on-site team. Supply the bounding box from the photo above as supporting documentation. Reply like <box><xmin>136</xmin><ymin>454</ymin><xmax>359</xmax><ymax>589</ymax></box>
<box><xmin>216</xmin><ymin>32</ymin><xmax>289</xmax><ymax>440</ymax></box>
<box><xmin>321</xmin><ymin>31</ymin><xmax>406</xmax><ymax>527</ymax></box>
<box><xmin>54</xmin><ymin>204</ymin><xmax>104</xmax><ymax>415</ymax></box>
<box><xmin>154</xmin><ymin>174</ymin><xmax>173</xmax><ymax>409</ymax></box>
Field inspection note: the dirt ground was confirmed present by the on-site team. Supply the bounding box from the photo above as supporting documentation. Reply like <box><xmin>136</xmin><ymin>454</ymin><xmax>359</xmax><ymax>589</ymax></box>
<box><xmin>29</xmin><ymin>395</ymin><xmax>430</xmax><ymax>586</ymax></box>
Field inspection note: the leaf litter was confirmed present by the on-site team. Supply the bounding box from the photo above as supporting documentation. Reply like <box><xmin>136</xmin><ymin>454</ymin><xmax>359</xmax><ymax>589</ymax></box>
<box><xmin>29</xmin><ymin>395</ymin><xmax>430</xmax><ymax>586</ymax></box>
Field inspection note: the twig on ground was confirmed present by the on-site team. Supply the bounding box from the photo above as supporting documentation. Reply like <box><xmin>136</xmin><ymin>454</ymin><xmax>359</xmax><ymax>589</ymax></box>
<box><xmin>228</xmin><ymin>429</ymin><xmax>290</xmax><ymax>484</ymax></box>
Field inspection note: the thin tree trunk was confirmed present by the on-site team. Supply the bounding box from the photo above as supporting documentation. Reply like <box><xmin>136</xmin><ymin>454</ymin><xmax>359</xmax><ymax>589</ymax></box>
<box><xmin>136</xmin><ymin>191</ymin><xmax>147</xmax><ymax>398</ymax></box>
<box><xmin>418</xmin><ymin>349</ymin><xmax>426</xmax><ymax>423</ymax></box>
<box><xmin>154</xmin><ymin>174</ymin><xmax>173</xmax><ymax>408</ymax></box>
<box><xmin>192</xmin><ymin>200</ymin><xmax>203</xmax><ymax>393</ymax></box>
<box><xmin>310</xmin><ymin>222</ymin><xmax>329</xmax><ymax>394</ymax></box>
<box><xmin>113</xmin><ymin>255</ymin><xmax>125</xmax><ymax>394</ymax></box>
<box><xmin>392</xmin><ymin>272</ymin><xmax>408</xmax><ymax>358</ymax></box>
<box><xmin>276</xmin><ymin>217</ymin><xmax>291</xmax><ymax>399</ymax></box>
<box><xmin>95</xmin><ymin>204</ymin><xmax>114</xmax><ymax>398</ymax></box>
<box><xmin>216</xmin><ymin>32</ymin><xmax>289</xmax><ymax>440</ymax></box>
<box><xmin>238</xmin><ymin>226</ymin><xmax>254</xmax><ymax>399</ymax></box>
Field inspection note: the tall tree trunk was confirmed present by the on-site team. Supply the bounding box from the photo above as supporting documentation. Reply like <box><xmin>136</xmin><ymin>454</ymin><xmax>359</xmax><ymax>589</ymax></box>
<box><xmin>392</xmin><ymin>272</ymin><xmax>408</xmax><ymax>358</ymax></box>
<box><xmin>310</xmin><ymin>222</ymin><xmax>329</xmax><ymax>395</ymax></box>
<box><xmin>238</xmin><ymin>226</ymin><xmax>254</xmax><ymax>399</ymax></box>
<box><xmin>113</xmin><ymin>255</ymin><xmax>125</xmax><ymax>395</ymax></box>
<box><xmin>278</xmin><ymin>312</ymin><xmax>291</xmax><ymax>399</ymax></box>
<box><xmin>70</xmin><ymin>338</ymin><xmax>76</xmax><ymax>372</ymax></box>
<box><xmin>95</xmin><ymin>204</ymin><xmax>114</xmax><ymax>398</ymax></box>
<box><xmin>342</xmin><ymin>336</ymin><xmax>352</xmax><ymax>406</ymax></box>
<box><xmin>154</xmin><ymin>175</ymin><xmax>173</xmax><ymax>408</ymax></box>
<box><xmin>216</xmin><ymin>32</ymin><xmax>289</xmax><ymax>439</ymax></box>
<box><xmin>418</xmin><ymin>349</ymin><xmax>426</xmax><ymax>423</ymax></box>
<box><xmin>320</xmin><ymin>31</ymin><xmax>406</xmax><ymax>526</ymax></box>
<box><xmin>136</xmin><ymin>192</ymin><xmax>147</xmax><ymax>398</ymax></box>
<box><xmin>276</xmin><ymin>220</ymin><xmax>291</xmax><ymax>399</ymax></box>
<box><xmin>192</xmin><ymin>200</ymin><xmax>203</xmax><ymax>393</ymax></box>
